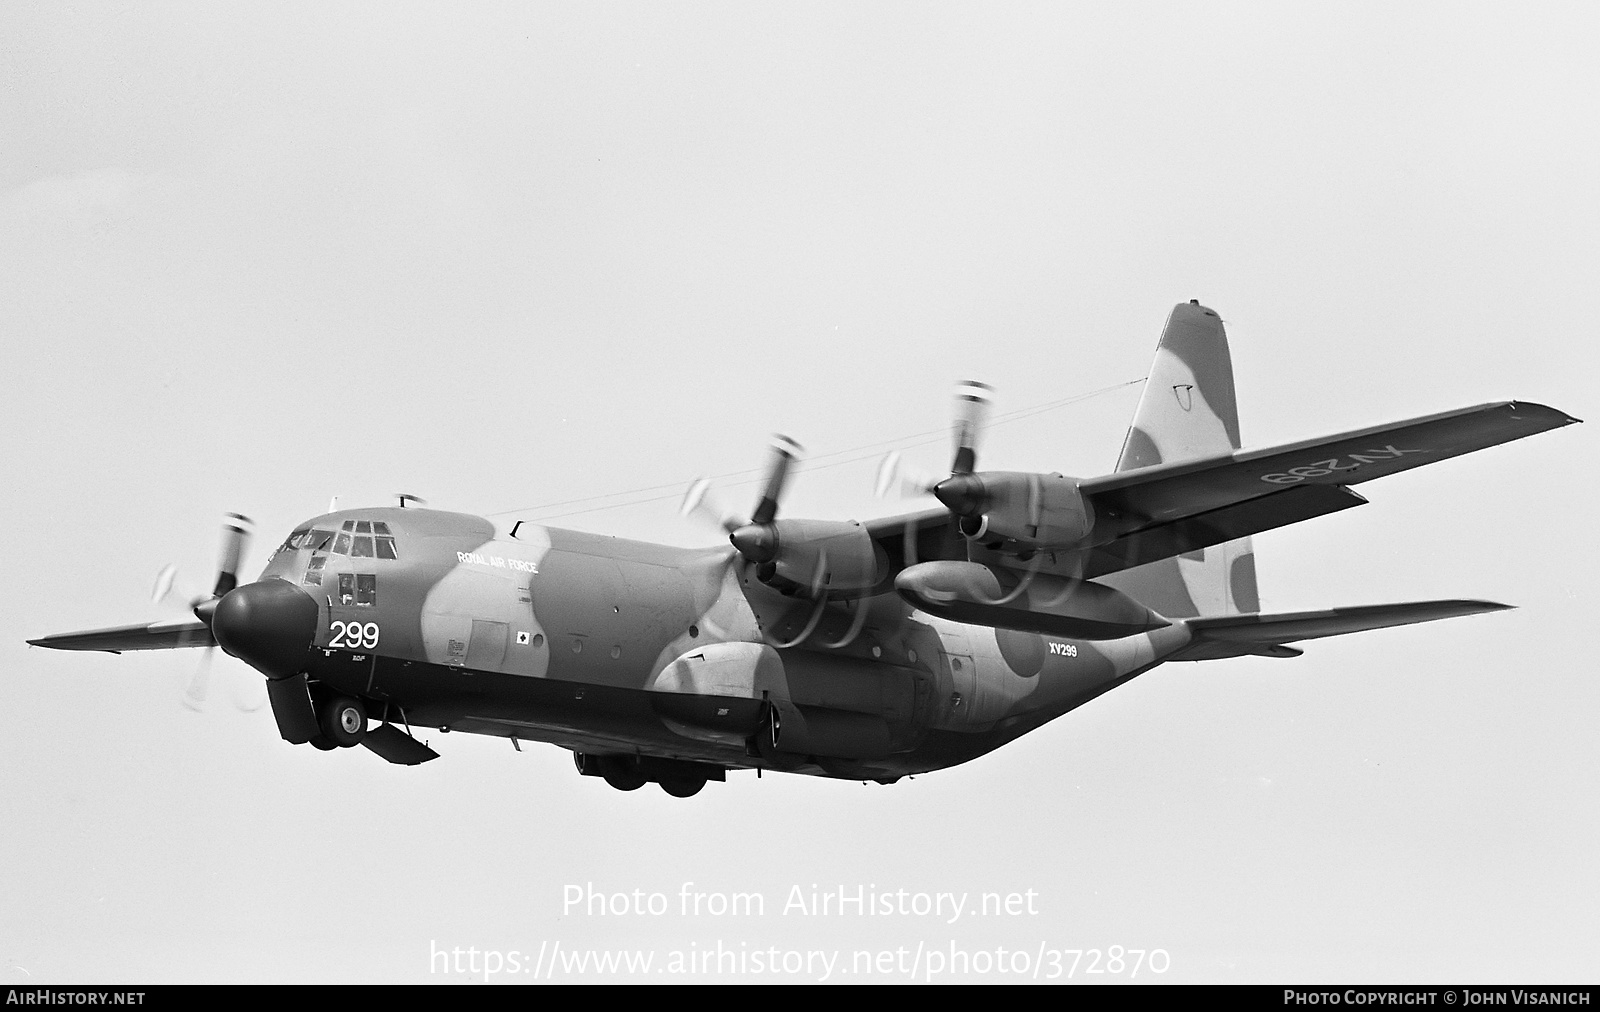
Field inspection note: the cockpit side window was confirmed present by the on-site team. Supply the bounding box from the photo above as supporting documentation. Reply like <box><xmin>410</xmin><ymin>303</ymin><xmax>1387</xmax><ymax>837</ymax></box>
<box><xmin>337</xmin><ymin>572</ymin><xmax>378</xmax><ymax>607</ymax></box>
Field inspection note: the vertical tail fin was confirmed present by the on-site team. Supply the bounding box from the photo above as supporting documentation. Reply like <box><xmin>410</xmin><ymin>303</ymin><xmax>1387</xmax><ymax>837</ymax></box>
<box><xmin>1099</xmin><ymin>302</ymin><xmax>1260</xmax><ymax>618</ymax></box>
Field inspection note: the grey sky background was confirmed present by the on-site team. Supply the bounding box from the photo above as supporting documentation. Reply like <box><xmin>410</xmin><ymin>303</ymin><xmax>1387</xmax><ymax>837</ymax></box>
<box><xmin>2</xmin><ymin>2</ymin><xmax>1596</xmax><ymax>983</ymax></box>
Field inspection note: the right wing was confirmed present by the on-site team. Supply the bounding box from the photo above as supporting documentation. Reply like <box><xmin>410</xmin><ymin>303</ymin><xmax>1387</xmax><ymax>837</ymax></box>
<box><xmin>1085</xmin><ymin>401</ymin><xmax>1576</xmax><ymax>524</ymax></box>
<box><xmin>28</xmin><ymin>620</ymin><xmax>214</xmax><ymax>654</ymax></box>
<box><xmin>1063</xmin><ymin>401</ymin><xmax>1576</xmax><ymax>578</ymax></box>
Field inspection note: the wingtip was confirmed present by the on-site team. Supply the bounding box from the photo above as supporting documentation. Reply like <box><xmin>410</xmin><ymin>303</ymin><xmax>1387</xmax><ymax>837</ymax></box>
<box><xmin>1503</xmin><ymin>401</ymin><xmax>1582</xmax><ymax>426</ymax></box>
<box><xmin>1455</xmin><ymin>599</ymin><xmax>1515</xmax><ymax>616</ymax></box>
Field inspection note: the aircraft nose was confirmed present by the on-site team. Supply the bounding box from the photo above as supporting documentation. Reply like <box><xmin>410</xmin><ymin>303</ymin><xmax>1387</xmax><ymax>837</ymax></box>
<box><xmin>211</xmin><ymin>579</ymin><xmax>319</xmax><ymax>678</ymax></box>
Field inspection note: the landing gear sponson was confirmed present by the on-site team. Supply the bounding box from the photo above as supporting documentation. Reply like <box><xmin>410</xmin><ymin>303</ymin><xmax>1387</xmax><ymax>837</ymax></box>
<box><xmin>573</xmin><ymin>753</ymin><xmax>726</xmax><ymax>798</ymax></box>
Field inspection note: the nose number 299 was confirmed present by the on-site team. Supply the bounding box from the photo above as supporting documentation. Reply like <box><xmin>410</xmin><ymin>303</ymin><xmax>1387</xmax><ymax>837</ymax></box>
<box><xmin>329</xmin><ymin>621</ymin><xmax>380</xmax><ymax>650</ymax></box>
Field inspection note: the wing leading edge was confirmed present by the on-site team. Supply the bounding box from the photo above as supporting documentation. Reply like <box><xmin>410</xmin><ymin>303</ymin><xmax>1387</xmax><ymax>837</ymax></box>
<box><xmin>27</xmin><ymin>619</ymin><xmax>215</xmax><ymax>654</ymax></box>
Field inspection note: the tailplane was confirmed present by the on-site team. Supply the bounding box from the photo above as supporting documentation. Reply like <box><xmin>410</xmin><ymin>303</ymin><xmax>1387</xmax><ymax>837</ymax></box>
<box><xmin>1099</xmin><ymin>302</ymin><xmax>1259</xmax><ymax>617</ymax></box>
<box><xmin>1169</xmin><ymin>600</ymin><xmax>1512</xmax><ymax>660</ymax></box>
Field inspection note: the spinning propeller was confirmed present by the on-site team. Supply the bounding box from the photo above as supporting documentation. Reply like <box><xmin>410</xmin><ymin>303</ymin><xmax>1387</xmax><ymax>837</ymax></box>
<box><xmin>151</xmin><ymin>513</ymin><xmax>264</xmax><ymax>712</ymax></box>
<box><xmin>681</xmin><ymin>435</ymin><xmax>804</xmax><ymax>553</ymax></box>
<box><xmin>683</xmin><ymin>435</ymin><xmax>883</xmax><ymax>599</ymax></box>
<box><xmin>876</xmin><ymin>379</ymin><xmax>993</xmax><ymax>501</ymax></box>
<box><xmin>877</xmin><ymin>380</ymin><xmax>1059</xmax><ymax>543</ymax></box>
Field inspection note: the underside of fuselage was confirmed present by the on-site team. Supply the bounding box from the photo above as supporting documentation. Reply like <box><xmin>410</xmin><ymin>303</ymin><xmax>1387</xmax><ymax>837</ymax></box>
<box><xmin>302</xmin><ymin>642</ymin><xmax>1168</xmax><ymax>784</ymax></box>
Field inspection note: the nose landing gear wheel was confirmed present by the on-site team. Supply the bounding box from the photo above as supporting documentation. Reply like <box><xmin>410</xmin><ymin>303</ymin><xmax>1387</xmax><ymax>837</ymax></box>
<box><xmin>318</xmin><ymin>695</ymin><xmax>367</xmax><ymax>748</ymax></box>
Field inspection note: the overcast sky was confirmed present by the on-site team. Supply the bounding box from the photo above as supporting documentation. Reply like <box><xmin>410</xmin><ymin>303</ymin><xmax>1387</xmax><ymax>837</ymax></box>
<box><xmin>2</xmin><ymin>2</ymin><xmax>1596</xmax><ymax>983</ymax></box>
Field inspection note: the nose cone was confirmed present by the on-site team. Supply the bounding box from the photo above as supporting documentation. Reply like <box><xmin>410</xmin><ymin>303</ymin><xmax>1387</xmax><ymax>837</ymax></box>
<box><xmin>211</xmin><ymin>579</ymin><xmax>319</xmax><ymax>678</ymax></box>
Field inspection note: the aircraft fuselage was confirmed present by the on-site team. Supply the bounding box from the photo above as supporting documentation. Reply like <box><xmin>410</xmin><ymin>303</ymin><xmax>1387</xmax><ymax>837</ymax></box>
<box><xmin>256</xmin><ymin>506</ymin><xmax>1186</xmax><ymax>780</ymax></box>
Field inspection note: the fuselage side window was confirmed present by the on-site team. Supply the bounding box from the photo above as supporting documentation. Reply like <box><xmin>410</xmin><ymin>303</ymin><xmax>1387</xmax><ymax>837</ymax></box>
<box><xmin>338</xmin><ymin>573</ymin><xmax>356</xmax><ymax>606</ymax></box>
<box><xmin>355</xmin><ymin>573</ymin><xmax>377</xmax><ymax>606</ymax></box>
<box><xmin>303</xmin><ymin>555</ymin><xmax>326</xmax><ymax>587</ymax></box>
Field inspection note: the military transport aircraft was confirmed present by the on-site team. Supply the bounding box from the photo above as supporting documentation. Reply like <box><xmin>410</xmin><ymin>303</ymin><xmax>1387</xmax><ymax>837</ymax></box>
<box><xmin>29</xmin><ymin>303</ymin><xmax>1578</xmax><ymax>797</ymax></box>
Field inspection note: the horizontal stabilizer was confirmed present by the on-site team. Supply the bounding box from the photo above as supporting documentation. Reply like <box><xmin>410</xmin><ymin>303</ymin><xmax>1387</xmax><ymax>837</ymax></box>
<box><xmin>1171</xmin><ymin>600</ymin><xmax>1511</xmax><ymax>660</ymax></box>
<box><xmin>27</xmin><ymin>619</ymin><xmax>215</xmax><ymax>654</ymax></box>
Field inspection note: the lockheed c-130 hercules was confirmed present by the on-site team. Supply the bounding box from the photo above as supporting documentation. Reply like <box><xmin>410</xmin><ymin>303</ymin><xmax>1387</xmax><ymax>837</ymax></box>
<box><xmin>29</xmin><ymin>303</ymin><xmax>1578</xmax><ymax>797</ymax></box>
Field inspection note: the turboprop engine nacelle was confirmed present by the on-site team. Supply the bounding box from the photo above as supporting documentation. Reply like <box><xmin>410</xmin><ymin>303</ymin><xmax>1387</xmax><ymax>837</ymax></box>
<box><xmin>934</xmin><ymin>471</ymin><xmax>1096</xmax><ymax>549</ymax></box>
<box><xmin>730</xmin><ymin>518</ymin><xmax>889</xmax><ymax>596</ymax></box>
<box><xmin>895</xmin><ymin>560</ymin><xmax>1168</xmax><ymax>640</ymax></box>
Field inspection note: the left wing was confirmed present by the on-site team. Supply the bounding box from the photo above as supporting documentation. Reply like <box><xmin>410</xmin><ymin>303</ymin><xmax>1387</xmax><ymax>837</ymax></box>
<box><xmin>28</xmin><ymin>619</ymin><xmax>214</xmax><ymax>654</ymax></box>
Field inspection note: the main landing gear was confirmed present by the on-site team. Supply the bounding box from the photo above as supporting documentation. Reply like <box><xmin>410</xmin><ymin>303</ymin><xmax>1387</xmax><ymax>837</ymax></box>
<box><xmin>573</xmin><ymin>753</ymin><xmax>724</xmax><ymax>798</ymax></box>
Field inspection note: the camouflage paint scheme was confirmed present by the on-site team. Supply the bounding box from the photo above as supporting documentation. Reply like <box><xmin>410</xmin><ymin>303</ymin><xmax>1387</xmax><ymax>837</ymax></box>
<box><xmin>252</xmin><ymin>505</ymin><xmax>1193</xmax><ymax>781</ymax></box>
<box><xmin>30</xmin><ymin>303</ymin><xmax>1580</xmax><ymax>791</ymax></box>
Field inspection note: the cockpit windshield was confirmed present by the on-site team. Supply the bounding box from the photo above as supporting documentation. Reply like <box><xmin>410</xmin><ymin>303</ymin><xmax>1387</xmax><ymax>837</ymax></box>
<box><xmin>276</xmin><ymin>520</ymin><xmax>398</xmax><ymax>560</ymax></box>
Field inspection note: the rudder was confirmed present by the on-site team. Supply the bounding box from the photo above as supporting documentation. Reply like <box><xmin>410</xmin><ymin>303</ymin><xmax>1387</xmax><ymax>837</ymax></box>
<box><xmin>1099</xmin><ymin>302</ymin><xmax>1260</xmax><ymax>618</ymax></box>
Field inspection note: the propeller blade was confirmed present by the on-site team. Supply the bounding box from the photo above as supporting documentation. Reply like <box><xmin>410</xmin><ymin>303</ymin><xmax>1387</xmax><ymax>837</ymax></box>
<box><xmin>950</xmin><ymin>380</ymin><xmax>992</xmax><ymax>475</ymax></box>
<box><xmin>680</xmin><ymin>479</ymin><xmax>746</xmax><ymax>534</ymax></box>
<box><xmin>874</xmin><ymin>452</ymin><xmax>941</xmax><ymax>499</ymax></box>
<box><xmin>182</xmin><ymin>647</ymin><xmax>214</xmax><ymax>712</ymax></box>
<box><xmin>231</xmin><ymin>669</ymin><xmax>268</xmax><ymax>713</ymax></box>
<box><xmin>809</xmin><ymin>548</ymin><xmax>828</xmax><ymax>598</ymax></box>
<box><xmin>211</xmin><ymin>513</ymin><xmax>254</xmax><ymax>598</ymax></box>
<box><xmin>151</xmin><ymin>564</ymin><xmax>178</xmax><ymax>606</ymax></box>
<box><xmin>750</xmin><ymin>435</ymin><xmax>803</xmax><ymax>526</ymax></box>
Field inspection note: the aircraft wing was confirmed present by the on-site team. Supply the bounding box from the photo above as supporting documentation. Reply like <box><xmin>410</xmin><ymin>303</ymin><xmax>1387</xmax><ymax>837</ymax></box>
<box><xmin>1061</xmin><ymin>401</ymin><xmax>1574</xmax><ymax>577</ymax></box>
<box><xmin>862</xmin><ymin>402</ymin><xmax>1575</xmax><ymax>581</ymax></box>
<box><xmin>863</xmin><ymin>507</ymin><xmax>964</xmax><ymax>572</ymax></box>
<box><xmin>27</xmin><ymin>619</ymin><xmax>215</xmax><ymax>654</ymax></box>
<box><xmin>1083</xmin><ymin>401</ymin><xmax>1576</xmax><ymax>525</ymax></box>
